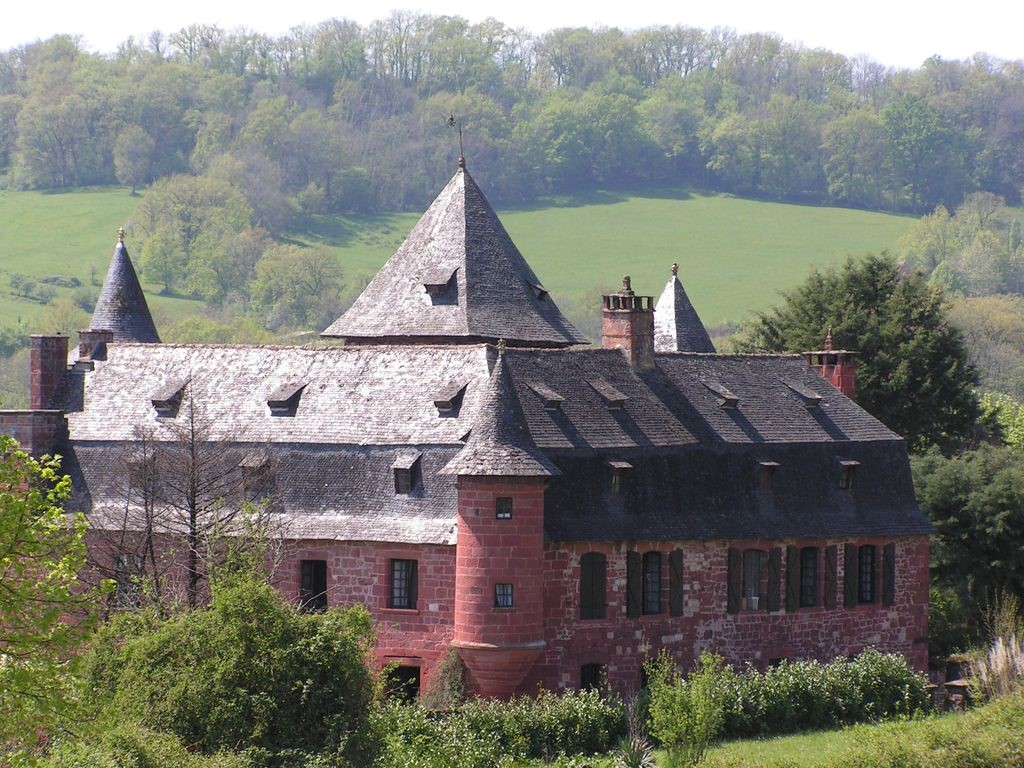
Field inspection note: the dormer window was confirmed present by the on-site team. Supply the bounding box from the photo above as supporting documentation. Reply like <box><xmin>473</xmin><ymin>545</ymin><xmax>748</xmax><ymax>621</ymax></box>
<box><xmin>782</xmin><ymin>380</ymin><xmax>823</xmax><ymax>408</ymax></box>
<box><xmin>588</xmin><ymin>379</ymin><xmax>628</xmax><ymax>410</ymax></box>
<box><xmin>422</xmin><ymin>267</ymin><xmax>457</xmax><ymax>294</ymax></box>
<box><xmin>608</xmin><ymin>460</ymin><xmax>632</xmax><ymax>494</ymax></box>
<box><xmin>433</xmin><ymin>382</ymin><xmax>468</xmax><ymax>416</ymax></box>
<box><xmin>701</xmin><ymin>380</ymin><xmax>739</xmax><ymax>409</ymax></box>
<box><xmin>837</xmin><ymin>458</ymin><xmax>859</xmax><ymax>490</ymax></box>
<box><xmin>267</xmin><ymin>381</ymin><xmax>306</xmax><ymax>416</ymax></box>
<box><xmin>150</xmin><ymin>378</ymin><xmax>187</xmax><ymax>417</ymax></box>
<box><xmin>527</xmin><ymin>381</ymin><xmax>565</xmax><ymax>411</ymax></box>
<box><xmin>393</xmin><ymin>452</ymin><xmax>422</xmax><ymax>494</ymax></box>
<box><xmin>758</xmin><ymin>460</ymin><xmax>780</xmax><ymax>491</ymax></box>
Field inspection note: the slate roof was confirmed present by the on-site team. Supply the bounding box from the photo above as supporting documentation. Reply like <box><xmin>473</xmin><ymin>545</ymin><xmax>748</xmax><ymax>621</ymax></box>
<box><xmin>51</xmin><ymin>339</ymin><xmax>927</xmax><ymax>544</ymax></box>
<box><xmin>89</xmin><ymin>238</ymin><xmax>161</xmax><ymax>343</ymax></box>
<box><xmin>321</xmin><ymin>167</ymin><xmax>587</xmax><ymax>347</ymax></box>
<box><xmin>653</xmin><ymin>267</ymin><xmax>715</xmax><ymax>353</ymax></box>
<box><xmin>440</xmin><ymin>351</ymin><xmax>560</xmax><ymax>476</ymax></box>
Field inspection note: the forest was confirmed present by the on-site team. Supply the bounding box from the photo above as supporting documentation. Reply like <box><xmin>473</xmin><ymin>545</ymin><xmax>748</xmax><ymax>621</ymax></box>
<box><xmin>2</xmin><ymin>13</ymin><xmax>1023</xmax><ymax>217</ymax></box>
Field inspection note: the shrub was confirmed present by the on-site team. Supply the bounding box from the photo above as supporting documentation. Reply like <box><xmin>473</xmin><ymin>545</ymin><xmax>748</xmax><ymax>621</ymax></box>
<box><xmin>40</xmin><ymin>723</ymin><xmax>253</xmax><ymax>768</ymax></box>
<box><xmin>373</xmin><ymin>687</ymin><xmax>626</xmax><ymax>767</ymax></box>
<box><xmin>646</xmin><ymin>651</ymin><xmax>730</xmax><ymax>767</ymax></box>
<box><xmin>419</xmin><ymin>650</ymin><xmax>466</xmax><ymax>710</ymax></box>
<box><xmin>80</xmin><ymin>575</ymin><xmax>378</xmax><ymax>765</ymax></box>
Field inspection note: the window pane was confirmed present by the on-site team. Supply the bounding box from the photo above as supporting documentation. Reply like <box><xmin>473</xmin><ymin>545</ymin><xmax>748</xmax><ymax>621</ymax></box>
<box><xmin>496</xmin><ymin>497</ymin><xmax>513</xmax><ymax>519</ymax></box>
<box><xmin>580</xmin><ymin>552</ymin><xmax>606</xmax><ymax>620</ymax></box>
<box><xmin>300</xmin><ymin>559</ymin><xmax>327</xmax><ymax>612</ymax></box>
<box><xmin>495</xmin><ymin>583</ymin><xmax>513</xmax><ymax>608</ymax></box>
<box><xmin>390</xmin><ymin>559</ymin><xmax>416</xmax><ymax>609</ymax></box>
<box><xmin>858</xmin><ymin>546</ymin><xmax>875</xmax><ymax>603</ymax></box>
<box><xmin>743</xmin><ymin>550</ymin><xmax>762</xmax><ymax>600</ymax></box>
<box><xmin>642</xmin><ymin>551</ymin><xmax>661</xmax><ymax>614</ymax></box>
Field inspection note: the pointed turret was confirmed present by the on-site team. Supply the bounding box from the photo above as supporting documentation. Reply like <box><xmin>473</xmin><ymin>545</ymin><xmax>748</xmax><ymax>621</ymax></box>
<box><xmin>653</xmin><ymin>262</ymin><xmax>714</xmax><ymax>353</ymax></box>
<box><xmin>90</xmin><ymin>229</ymin><xmax>160</xmax><ymax>344</ymax></box>
<box><xmin>322</xmin><ymin>167</ymin><xmax>586</xmax><ymax>347</ymax></box>
<box><xmin>441</xmin><ymin>344</ymin><xmax>559</xmax><ymax>477</ymax></box>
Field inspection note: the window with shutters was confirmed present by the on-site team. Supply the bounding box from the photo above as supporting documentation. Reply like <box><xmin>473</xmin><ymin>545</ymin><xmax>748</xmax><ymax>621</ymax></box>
<box><xmin>580</xmin><ymin>552</ymin><xmax>606</xmax><ymax>620</ymax></box>
<box><xmin>300</xmin><ymin>559</ymin><xmax>327</xmax><ymax>612</ymax></box>
<box><xmin>642</xmin><ymin>551</ymin><xmax>661</xmax><ymax>614</ymax></box>
<box><xmin>858</xmin><ymin>545</ymin><xmax>876</xmax><ymax>603</ymax></box>
<box><xmin>799</xmin><ymin>547</ymin><xmax>818</xmax><ymax>607</ymax></box>
<box><xmin>742</xmin><ymin>549</ymin><xmax>763</xmax><ymax>609</ymax></box>
<box><xmin>494</xmin><ymin>583</ymin><xmax>514</xmax><ymax>608</ymax></box>
<box><xmin>389</xmin><ymin>559</ymin><xmax>418</xmax><ymax>609</ymax></box>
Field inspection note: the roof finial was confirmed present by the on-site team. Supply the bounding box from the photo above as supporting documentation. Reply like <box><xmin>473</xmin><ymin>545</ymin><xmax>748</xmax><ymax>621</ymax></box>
<box><xmin>671</xmin><ymin>262</ymin><xmax>678</xmax><ymax>277</ymax></box>
<box><xmin>824</xmin><ymin>326</ymin><xmax>833</xmax><ymax>351</ymax></box>
<box><xmin>117</xmin><ymin>226</ymin><xmax>126</xmax><ymax>243</ymax></box>
<box><xmin>448</xmin><ymin>113</ymin><xmax>465</xmax><ymax>168</ymax></box>
<box><xmin>497</xmin><ymin>338</ymin><xmax>507</xmax><ymax>355</ymax></box>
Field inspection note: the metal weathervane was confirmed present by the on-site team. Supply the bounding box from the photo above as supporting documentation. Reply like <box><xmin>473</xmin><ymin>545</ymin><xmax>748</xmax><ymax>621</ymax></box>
<box><xmin>448</xmin><ymin>113</ymin><xmax>465</xmax><ymax>168</ymax></box>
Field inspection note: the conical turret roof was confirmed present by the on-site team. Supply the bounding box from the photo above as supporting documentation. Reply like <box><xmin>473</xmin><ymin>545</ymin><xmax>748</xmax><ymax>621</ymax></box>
<box><xmin>440</xmin><ymin>347</ymin><xmax>560</xmax><ymax>477</ymax></box>
<box><xmin>654</xmin><ymin>264</ymin><xmax>714</xmax><ymax>353</ymax></box>
<box><xmin>90</xmin><ymin>233</ymin><xmax>160</xmax><ymax>343</ymax></box>
<box><xmin>322</xmin><ymin>167</ymin><xmax>587</xmax><ymax>347</ymax></box>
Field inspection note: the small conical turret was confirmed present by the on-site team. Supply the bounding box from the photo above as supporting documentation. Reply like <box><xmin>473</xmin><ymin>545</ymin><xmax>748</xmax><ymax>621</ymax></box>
<box><xmin>653</xmin><ymin>262</ymin><xmax>714</xmax><ymax>353</ymax></box>
<box><xmin>440</xmin><ymin>343</ymin><xmax>559</xmax><ymax>477</ymax></box>
<box><xmin>90</xmin><ymin>228</ymin><xmax>160</xmax><ymax>344</ymax></box>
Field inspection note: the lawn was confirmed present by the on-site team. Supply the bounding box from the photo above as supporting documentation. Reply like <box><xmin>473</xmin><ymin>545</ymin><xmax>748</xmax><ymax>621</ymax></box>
<box><xmin>1</xmin><ymin>186</ymin><xmax>914</xmax><ymax>334</ymax></box>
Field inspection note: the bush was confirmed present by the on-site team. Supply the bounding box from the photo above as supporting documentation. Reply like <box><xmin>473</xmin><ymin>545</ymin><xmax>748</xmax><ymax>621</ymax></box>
<box><xmin>40</xmin><ymin>723</ymin><xmax>252</xmax><ymax>768</ymax></box>
<box><xmin>646</xmin><ymin>651</ymin><xmax>729</xmax><ymax>767</ymax></box>
<box><xmin>80</xmin><ymin>575</ymin><xmax>378</xmax><ymax>765</ymax></box>
<box><xmin>722</xmin><ymin>649</ymin><xmax>929</xmax><ymax>738</ymax></box>
<box><xmin>373</xmin><ymin>688</ymin><xmax>626</xmax><ymax>767</ymax></box>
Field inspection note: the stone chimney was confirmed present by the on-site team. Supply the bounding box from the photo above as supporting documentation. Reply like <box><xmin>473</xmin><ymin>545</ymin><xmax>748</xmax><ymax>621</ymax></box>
<box><xmin>30</xmin><ymin>334</ymin><xmax>68</xmax><ymax>410</ymax></box>
<box><xmin>803</xmin><ymin>329</ymin><xmax>857</xmax><ymax>399</ymax></box>
<box><xmin>77</xmin><ymin>328</ymin><xmax>114</xmax><ymax>364</ymax></box>
<box><xmin>602</xmin><ymin>276</ymin><xmax>655</xmax><ymax>369</ymax></box>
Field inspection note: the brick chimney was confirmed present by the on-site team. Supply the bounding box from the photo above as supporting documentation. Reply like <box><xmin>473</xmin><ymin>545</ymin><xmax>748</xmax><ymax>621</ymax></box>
<box><xmin>30</xmin><ymin>334</ymin><xmax>68</xmax><ymax>410</ymax></box>
<box><xmin>803</xmin><ymin>329</ymin><xmax>857</xmax><ymax>399</ymax></box>
<box><xmin>602</xmin><ymin>276</ymin><xmax>655</xmax><ymax>369</ymax></box>
<box><xmin>77</xmin><ymin>328</ymin><xmax>114</xmax><ymax>363</ymax></box>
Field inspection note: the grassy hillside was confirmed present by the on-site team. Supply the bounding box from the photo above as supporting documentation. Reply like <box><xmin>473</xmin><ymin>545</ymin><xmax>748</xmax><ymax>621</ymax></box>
<box><xmin>0</xmin><ymin>186</ymin><xmax>914</xmax><ymax>335</ymax></box>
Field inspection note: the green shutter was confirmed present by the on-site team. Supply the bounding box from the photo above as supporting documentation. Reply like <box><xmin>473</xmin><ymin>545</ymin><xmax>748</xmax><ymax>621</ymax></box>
<box><xmin>824</xmin><ymin>545</ymin><xmax>838</xmax><ymax>609</ymax></box>
<box><xmin>767</xmin><ymin>548</ymin><xmax>782</xmax><ymax>612</ymax></box>
<box><xmin>727</xmin><ymin>548</ymin><xmax>742</xmax><ymax>615</ymax></box>
<box><xmin>882</xmin><ymin>542</ymin><xmax>896</xmax><ymax>606</ymax></box>
<box><xmin>785</xmin><ymin>546</ymin><xmax>800</xmax><ymax>612</ymax></box>
<box><xmin>844</xmin><ymin>543</ymin><xmax>858</xmax><ymax>608</ymax></box>
<box><xmin>626</xmin><ymin>551</ymin><xmax>642</xmax><ymax>618</ymax></box>
<box><xmin>669</xmin><ymin>549</ymin><xmax>685</xmax><ymax>617</ymax></box>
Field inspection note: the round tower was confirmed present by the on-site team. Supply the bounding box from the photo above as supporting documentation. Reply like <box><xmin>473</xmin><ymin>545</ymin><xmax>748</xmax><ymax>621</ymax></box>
<box><xmin>440</xmin><ymin>343</ymin><xmax>559</xmax><ymax>698</ymax></box>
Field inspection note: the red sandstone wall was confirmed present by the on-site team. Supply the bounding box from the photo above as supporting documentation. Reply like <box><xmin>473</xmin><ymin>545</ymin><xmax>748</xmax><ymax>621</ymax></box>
<box><xmin>525</xmin><ymin>535</ymin><xmax>929</xmax><ymax>694</ymax></box>
<box><xmin>278</xmin><ymin>539</ymin><xmax>456</xmax><ymax>691</ymax></box>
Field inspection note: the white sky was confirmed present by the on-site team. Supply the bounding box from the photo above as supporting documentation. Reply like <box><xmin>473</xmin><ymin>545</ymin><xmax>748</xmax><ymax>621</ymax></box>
<box><xmin>2</xmin><ymin>0</ymin><xmax>1021</xmax><ymax>70</ymax></box>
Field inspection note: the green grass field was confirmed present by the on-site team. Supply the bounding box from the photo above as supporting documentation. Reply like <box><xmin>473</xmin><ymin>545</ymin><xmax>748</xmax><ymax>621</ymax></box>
<box><xmin>0</xmin><ymin>186</ymin><xmax>914</xmax><ymax>334</ymax></box>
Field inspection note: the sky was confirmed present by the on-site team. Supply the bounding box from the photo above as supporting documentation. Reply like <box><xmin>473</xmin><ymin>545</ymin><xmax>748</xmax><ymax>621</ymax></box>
<box><xmin>2</xmin><ymin>0</ymin><xmax>1021</xmax><ymax>70</ymax></box>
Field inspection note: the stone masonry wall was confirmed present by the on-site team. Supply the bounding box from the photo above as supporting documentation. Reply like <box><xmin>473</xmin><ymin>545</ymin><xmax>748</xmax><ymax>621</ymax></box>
<box><xmin>524</xmin><ymin>535</ymin><xmax>929</xmax><ymax>694</ymax></box>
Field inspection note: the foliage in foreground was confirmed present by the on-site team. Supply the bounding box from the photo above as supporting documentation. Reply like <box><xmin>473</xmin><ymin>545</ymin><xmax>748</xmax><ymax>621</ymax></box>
<box><xmin>645</xmin><ymin>648</ymin><xmax>928</xmax><ymax>759</ymax></box>
<box><xmin>0</xmin><ymin>436</ymin><xmax>110</xmax><ymax>758</ymax></box>
<box><xmin>78</xmin><ymin>575</ymin><xmax>378</xmax><ymax>766</ymax></box>
<box><xmin>373</xmin><ymin>688</ymin><xmax>626</xmax><ymax>768</ymax></box>
<box><xmin>705</xmin><ymin>690</ymin><xmax>1024</xmax><ymax>768</ymax></box>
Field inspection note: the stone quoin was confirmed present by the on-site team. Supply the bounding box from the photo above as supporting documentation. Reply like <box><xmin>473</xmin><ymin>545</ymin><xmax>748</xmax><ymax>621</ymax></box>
<box><xmin>0</xmin><ymin>164</ymin><xmax>931</xmax><ymax>697</ymax></box>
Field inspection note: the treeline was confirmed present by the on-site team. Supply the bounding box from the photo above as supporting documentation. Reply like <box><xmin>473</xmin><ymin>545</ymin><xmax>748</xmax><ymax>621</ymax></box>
<box><xmin>1</xmin><ymin>14</ymin><xmax>1023</xmax><ymax>216</ymax></box>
